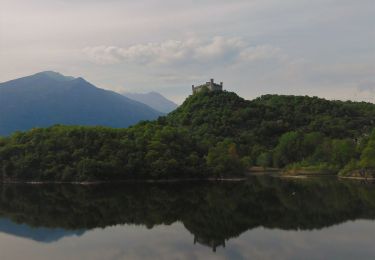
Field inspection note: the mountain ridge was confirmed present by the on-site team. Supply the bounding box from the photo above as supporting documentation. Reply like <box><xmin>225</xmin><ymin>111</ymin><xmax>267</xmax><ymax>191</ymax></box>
<box><xmin>122</xmin><ymin>91</ymin><xmax>178</xmax><ymax>113</ymax></box>
<box><xmin>0</xmin><ymin>72</ymin><xmax>162</xmax><ymax>135</ymax></box>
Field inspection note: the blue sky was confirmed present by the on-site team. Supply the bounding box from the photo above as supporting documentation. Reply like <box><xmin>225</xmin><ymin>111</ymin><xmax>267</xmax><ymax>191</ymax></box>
<box><xmin>1</xmin><ymin>0</ymin><xmax>374</xmax><ymax>103</ymax></box>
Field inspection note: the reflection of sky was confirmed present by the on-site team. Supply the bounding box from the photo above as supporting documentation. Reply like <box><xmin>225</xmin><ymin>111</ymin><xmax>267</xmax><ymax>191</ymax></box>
<box><xmin>0</xmin><ymin>220</ymin><xmax>374</xmax><ymax>260</ymax></box>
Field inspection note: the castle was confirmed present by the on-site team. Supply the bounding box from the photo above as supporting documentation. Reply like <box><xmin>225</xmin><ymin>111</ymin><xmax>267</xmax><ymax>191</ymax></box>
<box><xmin>192</xmin><ymin>79</ymin><xmax>223</xmax><ymax>94</ymax></box>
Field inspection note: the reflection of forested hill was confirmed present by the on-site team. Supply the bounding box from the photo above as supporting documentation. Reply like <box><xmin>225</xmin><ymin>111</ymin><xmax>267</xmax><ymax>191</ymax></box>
<box><xmin>0</xmin><ymin>177</ymin><xmax>375</xmax><ymax>250</ymax></box>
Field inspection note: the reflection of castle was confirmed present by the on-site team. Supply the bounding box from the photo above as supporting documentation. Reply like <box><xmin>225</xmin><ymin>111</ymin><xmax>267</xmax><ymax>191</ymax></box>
<box><xmin>194</xmin><ymin>235</ymin><xmax>226</xmax><ymax>252</ymax></box>
<box><xmin>192</xmin><ymin>79</ymin><xmax>223</xmax><ymax>94</ymax></box>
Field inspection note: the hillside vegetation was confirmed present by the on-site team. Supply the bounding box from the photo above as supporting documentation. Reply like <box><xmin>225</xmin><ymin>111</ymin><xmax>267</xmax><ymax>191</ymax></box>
<box><xmin>0</xmin><ymin>90</ymin><xmax>374</xmax><ymax>181</ymax></box>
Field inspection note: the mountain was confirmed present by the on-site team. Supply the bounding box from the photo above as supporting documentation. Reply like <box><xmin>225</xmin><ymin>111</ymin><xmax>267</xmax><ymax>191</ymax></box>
<box><xmin>123</xmin><ymin>91</ymin><xmax>178</xmax><ymax>113</ymax></box>
<box><xmin>0</xmin><ymin>71</ymin><xmax>162</xmax><ymax>135</ymax></box>
<box><xmin>1</xmin><ymin>90</ymin><xmax>375</xmax><ymax>181</ymax></box>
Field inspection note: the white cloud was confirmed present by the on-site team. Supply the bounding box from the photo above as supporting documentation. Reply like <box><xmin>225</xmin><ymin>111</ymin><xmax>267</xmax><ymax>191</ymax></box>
<box><xmin>1</xmin><ymin>0</ymin><xmax>374</xmax><ymax>103</ymax></box>
<box><xmin>239</xmin><ymin>45</ymin><xmax>287</xmax><ymax>63</ymax></box>
<box><xmin>83</xmin><ymin>37</ymin><xmax>287</xmax><ymax>66</ymax></box>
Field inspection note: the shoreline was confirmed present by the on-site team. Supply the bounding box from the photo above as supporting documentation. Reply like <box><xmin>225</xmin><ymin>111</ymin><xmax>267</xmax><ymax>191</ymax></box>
<box><xmin>278</xmin><ymin>175</ymin><xmax>308</xmax><ymax>179</ymax></box>
<box><xmin>0</xmin><ymin>177</ymin><xmax>248</xmax><ymax>185</ymax></box>
<box><xmin>247</xmin><ymin>167</ymin><xmax>281</xmax><ymax>173</ymax></box>
<box><xmin>2</xmin><ymin>174</ymin><xmax>374</xmax><ymax>185</ymax></box>
<box><xmin>338</xmin><ymin>176</ymin><xmax>375</xmax><ymax>181</ymax></box>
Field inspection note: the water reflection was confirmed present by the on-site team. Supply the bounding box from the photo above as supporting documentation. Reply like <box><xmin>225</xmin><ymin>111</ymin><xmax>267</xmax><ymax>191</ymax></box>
<box><xmin>0</xmin><ymin>218</ymin><xmax>84</xmax><ymax>242</ymax></box>
<box><xmin>0</xmin><ymin>177</ymin><xmax>375</xmax><ymax>255</ymax></box>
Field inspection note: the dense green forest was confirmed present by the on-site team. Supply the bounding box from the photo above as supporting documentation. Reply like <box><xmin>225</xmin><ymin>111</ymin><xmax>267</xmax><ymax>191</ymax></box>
<box><xmin>1</xmin><ymin>177</ymin><xmax>375</xmax><ymax>250</ymax></box>
<box><xmin>0</xmin><ymin>90</ymin><xmax>374</xmax><ymax>181</ymax></box>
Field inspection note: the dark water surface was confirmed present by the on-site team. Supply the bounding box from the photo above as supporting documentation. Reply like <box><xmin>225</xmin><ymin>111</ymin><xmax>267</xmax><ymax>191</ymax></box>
<box><xmin>0</xmin><ymin>176</ymin><xmax>375</xmax><ymax>259</ymax></box>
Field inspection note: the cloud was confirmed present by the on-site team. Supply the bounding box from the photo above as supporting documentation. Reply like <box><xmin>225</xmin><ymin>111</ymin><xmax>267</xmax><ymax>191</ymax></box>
<box><xmin>83</xmin><ymin>37</ymin><xmax>287</xmax><ymax>66</ymax></box>
<box><xmin>239</xmin><ymin>45</ymin><xmax>287</xmax><ymax>63</ymax></box>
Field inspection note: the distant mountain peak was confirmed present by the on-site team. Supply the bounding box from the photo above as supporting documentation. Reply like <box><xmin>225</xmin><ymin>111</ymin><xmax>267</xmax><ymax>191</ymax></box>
<box><xmin>0</xmin><ymin>73</ymin><xmax>162</xmax><ymax>135</ymax></box>
<box><xmin>74</xmin><ymin>77</ymin><xmax>87</xmax><ymax>83</ymax></box>
<box><xmin>148</xmin><ymin>91</ymin><xmax>162</xmax><ymax>95</ymax></box>
<box><xmin>123</xmin><ymin>91</ymin><xmax>178</xmax><ymax>113</ymax></box>
<box><xmin>35</xmin><ymin>71</ymin><xmax>76</xmax><ymax>82</ymax></box>
<box><xmin>37</xmin><ymin>71</ymin><xmax>64</xmax><ymax>76</ymax></box>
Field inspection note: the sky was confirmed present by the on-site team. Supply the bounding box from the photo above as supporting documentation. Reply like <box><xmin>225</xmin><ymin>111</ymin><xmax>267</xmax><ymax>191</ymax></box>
<box><xmin>1</xmin><ymin>0</ymin><xmax>374</xmax><ymax>103</ymax></box>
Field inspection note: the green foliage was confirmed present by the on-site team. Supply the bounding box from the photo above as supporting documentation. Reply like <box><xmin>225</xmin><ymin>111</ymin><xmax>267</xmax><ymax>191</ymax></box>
<box><xmin>339</xmin><ymin>160</ymin><xmax>360</xmax><ymax>176</ymax></box>
<box><xmin>256</xmin><ymin>152</ymin><xmax>273</xmax><ymax>168</ymax></box>
<box><xmin>331</xmin><ymin>139</ymin><xmax>356</xmax><ymax>167</ymax></box>
<box><xmin>285</xmin><ymin>161</ymin><xmax>339</xmax><ymax>175</ymax></box>
<box><xmin>359</xmin><ymin>130</ymin><xmax>375</xmax><ymax>168</ymax></box>
<box><xmin>273</xmin><ymin>131</ymin><xmax>303</xmax><ymax>167</ymax></box>
<box><xmin>206</xmin><ymin>140</ymin><xmax>245</xmax><ymax>177</ymax></box>
<box><xmin>338</xmin><ymin>130</ymin><xmax>375</xmax><ymax>177</ymax></box>
<box><xmin>0</xmin><ymin>91</ymin><xmax>375</xmax><ymax>181</ymax></box>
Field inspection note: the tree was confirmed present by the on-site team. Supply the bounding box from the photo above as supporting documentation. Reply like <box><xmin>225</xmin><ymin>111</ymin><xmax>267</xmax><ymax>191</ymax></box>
<box><xmin>359</xmin><ymin>131</ymin><xmax>375</xmax><ymax>168</ymax></box>
<box><xmin>256</xmin><ymin>152</ymin><xmax>273</xmax><ymax>168</ymax></box>
<box><xmin>272</xmin><ymin>131</ymin><xmax>303</xmax><ymax>167</ymax></box>
<box><xmin>206</xmin><ymin>140</ymin><xmax>245</xmax><ymax>177</ymax></box>
<box><xmin>331</xmin><ymin>139</ymin><xmax>356</xmax><ymax>167</ymax></box>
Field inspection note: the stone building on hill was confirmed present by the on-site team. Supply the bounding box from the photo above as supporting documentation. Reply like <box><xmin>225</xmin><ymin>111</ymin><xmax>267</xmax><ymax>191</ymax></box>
<box><xmin>192</xmin><ymin>79</ymin><xmax>223</xmax><ymax>94</ymax></box>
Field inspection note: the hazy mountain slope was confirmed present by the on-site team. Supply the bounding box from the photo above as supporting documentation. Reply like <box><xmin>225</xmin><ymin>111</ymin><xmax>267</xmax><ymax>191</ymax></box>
<box><xmin>0</xmin><ymin>71</ymin><xmax>162</xmax><ymax>135</ymax></box>
<box><xmin>123</xmin><ymin>91</ymin><xmax>178</xmax><ymax>113</ymax></box>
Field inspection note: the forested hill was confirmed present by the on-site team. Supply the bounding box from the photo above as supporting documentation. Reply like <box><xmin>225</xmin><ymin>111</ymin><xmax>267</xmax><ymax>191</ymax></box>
<box><xmin>0</xmin><ymin>90</ymin><xmax>375</xmax><ymax>181</ymax></box>
<box><xmin>167</xmin><ymin>91</ymin><xmax>375</xmax><ymax>150</ymax></box>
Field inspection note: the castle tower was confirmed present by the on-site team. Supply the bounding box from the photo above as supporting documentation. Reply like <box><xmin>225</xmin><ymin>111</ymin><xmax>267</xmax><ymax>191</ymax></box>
<box><xmin>192</xmin><ymin>79</ymin><xmax>223</xmax><ymax>94</ymax></box>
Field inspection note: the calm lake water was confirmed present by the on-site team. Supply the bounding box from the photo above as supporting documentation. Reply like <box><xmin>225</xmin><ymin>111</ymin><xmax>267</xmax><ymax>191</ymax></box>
<box><xmin>0</xmin><ymin>176</ymin><xmax>375</xmax><ymax>260</ymax></box>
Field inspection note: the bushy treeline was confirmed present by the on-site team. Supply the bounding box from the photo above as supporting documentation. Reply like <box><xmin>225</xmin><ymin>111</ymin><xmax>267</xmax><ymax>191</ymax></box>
<box><xmin>0</xmin><ymin>124</ymin><xmax>208</xmax><ymax>181</ymax></box>
<box><xmin>0</xmin><ymin>90</ymin><xmax>374</xmax><ymax>181</ymax></box>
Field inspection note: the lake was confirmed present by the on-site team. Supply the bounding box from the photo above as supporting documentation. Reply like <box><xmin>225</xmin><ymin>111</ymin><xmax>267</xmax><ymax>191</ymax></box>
<box><xmin>0</xmin><ymin>176</ymin><xmax>374</xmax><ymax>259</ymax></box>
